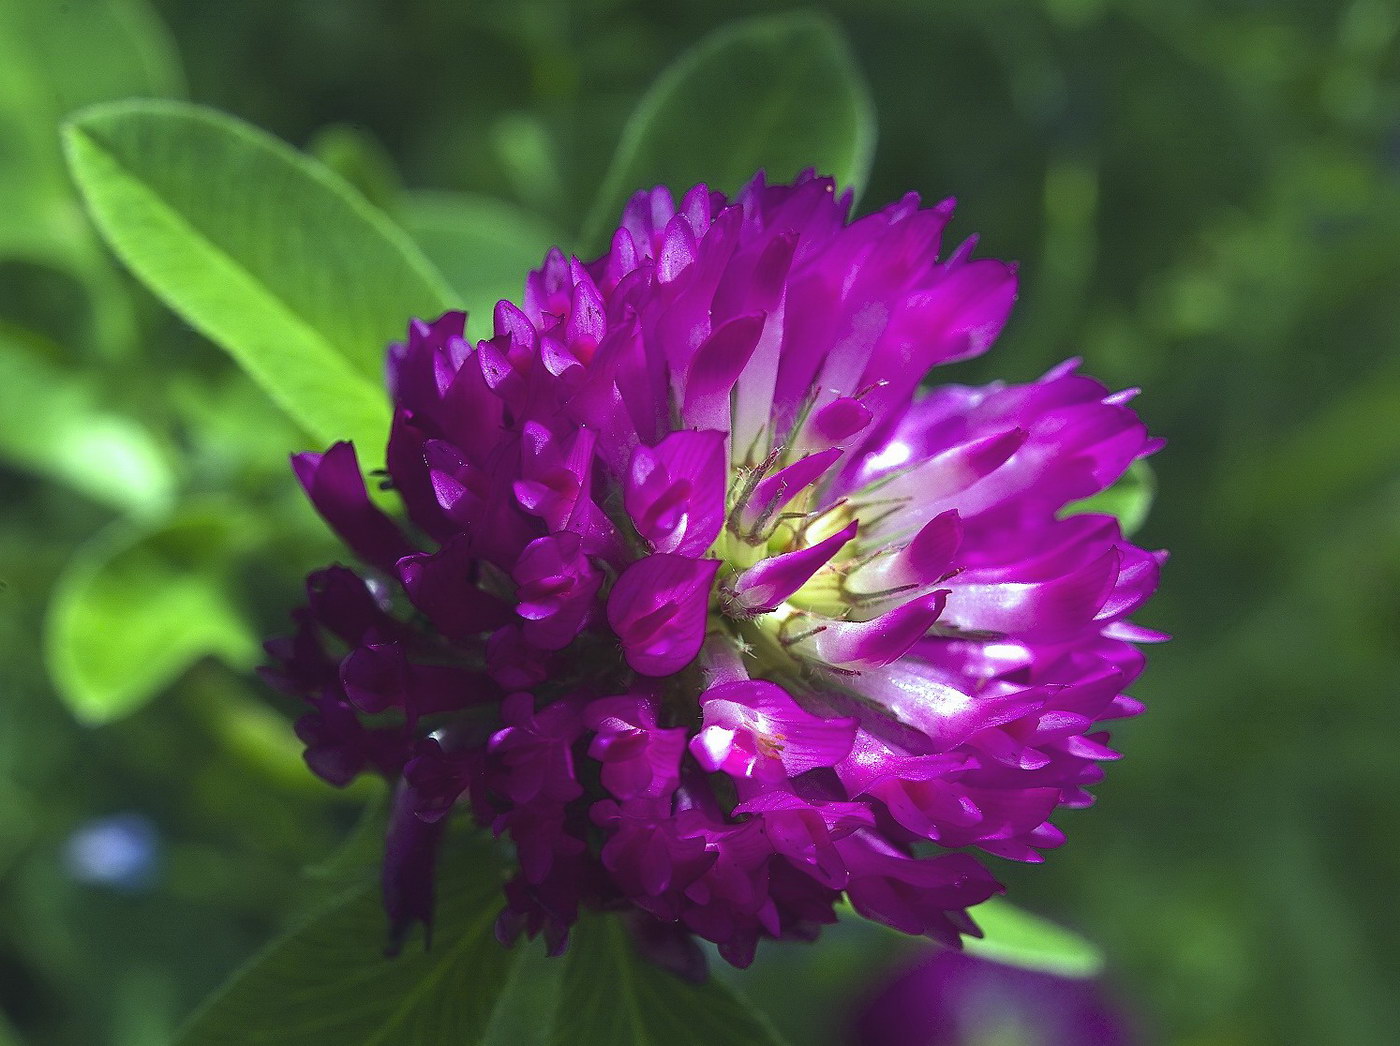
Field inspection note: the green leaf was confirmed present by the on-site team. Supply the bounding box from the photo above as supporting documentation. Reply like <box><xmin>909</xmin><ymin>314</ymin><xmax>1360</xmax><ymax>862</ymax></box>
<box><xmin>0</xmin><ymin>326</ymin><xmax>175</xmax><ymax>514</ymax></box>
<box><xmin>302</xmin><ymin>788</ymin><xmax>391</xmax><ymax>886</ymax></box>
<box><xmin>834</xmin><ymin>895</ymin><xmax>1104</xmax><ymax>980</ymax></box>
<box><xmin>184</xmin><ymin>667</ymin><xmax>346</xmax><ymax>799</ymax></box>
<box><xmin>963</xmin><ymin>897</ymin><xmax>1106</xmax><ymax>979</ymax></box>
<box><xmin>1063</xmin><ymin>459</ymin><xmax>1156</xmax><ymax>536</ymax></box>
<box><xmin>0</xmin><ymin>0</ymin><xmax>181</xmax><ymax>358</ymax></box>
<box><xmin>0</xmin><ymin>1007</ymin><xmax>21</xmax><ymax>1046</ymax></box>
<box><xmin>0</xmin><ymin>0</ymin><xmax>183</xmax><ymax>115</ymax></box>
<box><xmin>45</xmin><ymin>501</ymin><xmax>260</xmax><ymax>724</ymax></box>
<box><xmin>553</xmin><ymin>916</ymin><xmax>787</xmax><ymax>1046</ymax></box>
<box><xmin>167</xmin><ymin>369</ymin><xmax>318</xmax><ymax>488</ymax></box>
<box><xmin>400</xmin><ymin>191</ymin><xmax>562</xmax><ymax>341</ymax></box>
<box><xmin>489</xmin><ymin>113</ymin><xmax>565</xmax><ymax>218</ymax></box>
<box><xmin>0</xmin><ymin>258</ymin><xmax>98</xmax><ymax>350</ymax></box>
<box><xmin>580</xmin><ymin>12</ymin><xmax>876</xmax><ymax>253</ymax></box>
<box><xmin>308</xmin><ymin>123</ymin><xmax>403</xmax><ymax>214</ymax></box>
<box><xmin>63</xmin><ymin>101</ymin><xmax>456</xmax><ymax>462</ymax></box>
<box><xmin>482</xmin><ymin>939</ymin><xmax>564</xmax><ymax>1046</ymax></box>
<box><xmin>0</xmin><ymin>0</ymin><xmax>183</xmax><ymax>256</ymax></box>
<box><xmin>176</xmin><ymin>853</ymin><xmax>518</xmax><ymax>1045</ymax></box>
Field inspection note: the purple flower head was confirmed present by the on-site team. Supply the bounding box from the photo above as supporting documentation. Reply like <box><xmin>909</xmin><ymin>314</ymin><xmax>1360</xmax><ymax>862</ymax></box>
<box><xmin>265</xmin><ymin>171</ymin><xmax>1164</xmax><ymax>967</ymax></box>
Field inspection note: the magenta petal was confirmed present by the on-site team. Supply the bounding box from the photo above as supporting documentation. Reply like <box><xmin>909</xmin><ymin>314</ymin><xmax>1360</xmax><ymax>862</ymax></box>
<box><xmin>397</xmin><ymin>536</ymin><xmax>510</xmax><ymax>642</ymax></box>
<box><xmin>657</xmin><ymin>212</ymin><xmax>698</xmax><ymax>283</ymax></box>
<box><xmin>488</xmin><ymin>694</ymin><xmax>584</xmax><ymax>805</ymax></box>
<box><xmin>512</xmin><ymin>533</ymin><xmax>603</xmax><ymax>650</ymax></box>
<box><xmin>807</xmin><ymin>591</ymin><xmax>949</xmax><ymax>669</ymax></box>
<box><xmin>858</xmin><ymin>667</ymin><xmax>1044</xmax><ymax>754</ymax></box>
<box><xmin>734</xmin><ymin>791</ymin><xmax>873</xmax><ymax>889</ymax></box>
<box><xmin>624</xmin><ymin>913</ymin><xmax>709</xmax><ymax>985</ymax></box>
<box><xmin>942</xmin><ymin>547</ymin><xmax>1119</xmax><ymax>641</ymax></box>
<box><xmin>485</xmin><ymin>624</ymin><xmax>551</xmax><ymax>689</ymax></box>
<box><xmin>692</xmin><ymin>680</ymin><xmax>857</xmax><ymax>780</ymax></box>
<box><xmin>812</xmin><ymin>397</ymin><xmax>874</xmax><ymax>444</ymax></box>
<box><xmin>624</xmin><ymin>430</ymin><xmax>728</xmax><ymax>556</ymax></box>
<box><xmin>303</xmin><ymin>565</ymin><xmax>398</xmax><ymax>645</ymax></box>
<box><xmin>728</xmin><ymin>521</ymin><xmax>858</xmax><ymax>614</ymax></box>
<box><xmin>849</xmin><ymin>510</ymin><xmax>963</xmax><ymax>594</ymax></box>
<box><xmin>738</xmin><ymin>447</ymin><xmax>844</xmax><ymax>532</ymax></box>
<box><xmin>607</xmin><ymin>555</ymin><xmax>720</xmax><ymax>676</ymax></box>
<box><xmin>585</xmin><ymin>696</ymin><xmax>687</xmax><ymax>800</ymax></box>
<box><xmin>928</xmin><ymin>428</ymin><xmax>1029</xmax><ymax>495</ymax></box>
<box><xmin>383</xmin><ymin>778</ymin><xmax>447</xmax><ymax>954</ymax></box>
<box><xmin>513</xmin><ymin>422</ymin><xmax>595</xmax><ymax>533</ymax></box>
<box><xmin>840</xmin><ymin>837</ymin><xmax>1003</xmax><ymax>942</ymax></box>
<box><xmin>682</xmin><ymin>313</ymin><xmax>766</xmax><ymax>429</ymax></box>
<box><xmin>1095</xmin><ymin>543</ymin><xmax>1164</xmax><ymax>624</ymax></box>
<box><xmin>340</xmin><ymin>642</ymin><xmax>410</xmax><ymax>715</ymax></box>
<box><xmin>293</xmin><ymin>442</ymin><xmax>416</xmax><ymax>572</ymax></box>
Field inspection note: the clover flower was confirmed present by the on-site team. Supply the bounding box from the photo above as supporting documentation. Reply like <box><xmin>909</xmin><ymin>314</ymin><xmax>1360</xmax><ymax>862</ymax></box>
<box><xmin>264</xmin><ymin>171</ymin><xmax>1164</xmax><ymax>970</ymax></box>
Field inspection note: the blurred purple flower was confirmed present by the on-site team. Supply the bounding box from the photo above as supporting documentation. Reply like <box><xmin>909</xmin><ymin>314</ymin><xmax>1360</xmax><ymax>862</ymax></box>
<box><xmin>852</xmin><ymin>948</ymin><xmax>1136</xmax><ymax>1046</ymax></box>
<box><xmin>265</xmin><ymin>171</ymin><xmax>1164</xmax><ymax>966</ymax></box>
<box><xmin>64</xmin><ymin>812</ymin><xmax>160</xmax><ymax>891</ymax></box>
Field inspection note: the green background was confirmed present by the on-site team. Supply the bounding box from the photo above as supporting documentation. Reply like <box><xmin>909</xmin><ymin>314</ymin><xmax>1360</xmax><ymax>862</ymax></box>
<box><xmin>2</xmin><ymin>0</ymin><xmax>1398</xmax><ymax>1043</ymax></box>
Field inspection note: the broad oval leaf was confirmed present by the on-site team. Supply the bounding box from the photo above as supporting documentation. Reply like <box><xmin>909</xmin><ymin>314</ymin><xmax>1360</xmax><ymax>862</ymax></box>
<box><xmin>1063</xmin><ymin>459</ymin><xmax>1157</xmax><ymax>536</ymax></box>
<box><xmin>400</xmin><ymin>191</ymin><xmax>562</xmax><ymax>341</ymax></box>
<box><xmin>581</xmin><ymin>12</ymin><xmax>876</xmax><ymax>253</ymax></box>
<box><xmin>177</xmin><ymin>854</ymin><xmax>517</xmax><ymax>1045</ymax></box>
<box><xmin>552</xmin><ymin>916</ymin><xmax>788</xmax><ymax>1046</ymax></box>
<box><xmin>963</xmin><ymin>896</ymin><xmax>1106</xmax><ymax>979</ymax></box>
<box><xmin>45</xmin><ymin>501</ymin><xmax>260</xmax><ymax>724</ymax></box>
<box><xmin>62</xmin><ymin>101</ymin><xmax>456</xmax><ymax>461</ymax></box>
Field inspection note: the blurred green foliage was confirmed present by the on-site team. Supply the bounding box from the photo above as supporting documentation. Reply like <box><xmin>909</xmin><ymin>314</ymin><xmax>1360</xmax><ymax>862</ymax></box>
<box><xmin>1</xmin><ymin>0</ymin><xmax>1397</xmax><ymax>1043</ymax></box>
<box><xmin>578</xmin><ymin>11</ymin><xmax>875</xmax><ymax>251</ymax></box>
<box><xmin>176</xmin><ymin>843</ymin><xmax>522</xmax><ymax>1046</ymax></box>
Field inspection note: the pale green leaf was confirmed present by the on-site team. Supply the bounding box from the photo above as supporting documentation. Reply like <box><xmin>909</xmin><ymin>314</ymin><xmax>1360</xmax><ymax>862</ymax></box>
<box><xmin>0</xmin><ymin>0</ymin><xmax>183</xmax><ymax>255</ymax></box>
<box><xmin>963</xmin><ymin>896</ymin><xmax>1106</xmax><ymax>979</ymax></box>
<box><xmin>1063</xmin><ymin>459</ymin><xmax>1156</xmax><ymax>536</ymax></box>
<box><xmin>177</xmin><ymin>853</ymin><xmax>518</xmax><ymax>1045</ymax></box>
<box><xmin>0</xmin><ymin>326</ymin><xmax>175</xmax><ymax>514</ymax></box>
<box><xmin>552</xmin><ymin>916</ymin><xmax>787</xmax><ymax>1046</ymax></box>
<box><xmin>581</xmin><ymin>12</ymin><xmax>876</xmax><ymax>253</ymax></box>
<box><xmin>835</xmin><ymin>895</ymin><xmax>1105</xmax><ymax>980</ymax></box>
<box><xmin>63</xmin><ymin>101</ymin><xmax>457</xmax><ymax>462</ymax></box>
<box><xmin>45</xmin><ymin>501</ymin><xmax>260</xmax><ymax>724</ymax></box>
<box><xmin>400</xmin><ymin>191</ymin><xmax>562</xmax><ymax>340</ymax></box>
